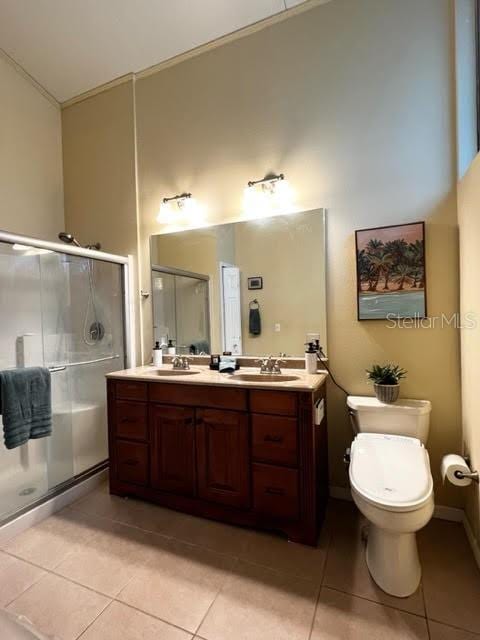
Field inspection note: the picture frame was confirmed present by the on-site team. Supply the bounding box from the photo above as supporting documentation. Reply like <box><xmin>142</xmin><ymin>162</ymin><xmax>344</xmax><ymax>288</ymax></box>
<box><xmin>247</xmin><ymin>276</ymin><xmax>263</xmax><ymax>290</ymax></box>
<box><xmin>355</xmin><ymin>221</ymin><xmax>427</xmax><ymax>321</ymax></box>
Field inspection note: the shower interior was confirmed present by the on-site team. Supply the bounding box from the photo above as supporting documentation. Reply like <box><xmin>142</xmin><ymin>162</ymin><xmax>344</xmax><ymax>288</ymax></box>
<box><xmin>0</xmin><ymin>234</ymin><xmax>127</xmax><ymax>523</ymax></box>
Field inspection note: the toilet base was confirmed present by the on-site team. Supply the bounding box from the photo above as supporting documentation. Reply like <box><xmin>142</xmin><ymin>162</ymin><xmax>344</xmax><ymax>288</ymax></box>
<box><xmin>366</xmin><ymin>524</ymin><xmax>421</xmax><ymax>597</ymax></box>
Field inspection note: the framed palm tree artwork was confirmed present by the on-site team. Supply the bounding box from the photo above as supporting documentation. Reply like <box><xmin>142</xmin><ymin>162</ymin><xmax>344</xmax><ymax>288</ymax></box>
<box><xmin>355</xmin><ymin>222</ymin><xmax>426</xmax><ymax>320</ymax></box>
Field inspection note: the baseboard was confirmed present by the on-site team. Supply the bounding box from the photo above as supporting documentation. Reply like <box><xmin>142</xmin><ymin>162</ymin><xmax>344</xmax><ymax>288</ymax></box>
<box><xmin>0</xmin><ymin>468</ymin><xmax>107</xmax><ymax>546</ymax></box>
<box><xmin>433</xmin><ymin>504</ymin><xmax>464</xmax><ymax>522</ymax></box>
<box><xmin>463</xmin><ymin>513</ymin><xmax>480</xmax><ymax>570</ymax></box>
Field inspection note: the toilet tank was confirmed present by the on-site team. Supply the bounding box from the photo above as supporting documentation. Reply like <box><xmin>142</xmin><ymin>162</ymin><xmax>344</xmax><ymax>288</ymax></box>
<box><xmin>347</xmin><ymin>396</ymin><xmax>432</xmax><ymax>443</ymax></box>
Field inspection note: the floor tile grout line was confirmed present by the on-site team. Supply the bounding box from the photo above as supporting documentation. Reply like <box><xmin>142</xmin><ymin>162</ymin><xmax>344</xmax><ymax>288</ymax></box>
<box><xmin>321</xmin><ymin>585</ymin><xmax>428</xmax><ymax>620</ymax></box>
<box><xmin>193</xmin><ymin>557</ymin><xmax>241</xmax><ymax>637</ymax></box>
<box><xmin>111</xmin><ymin>598</ymin><xmax>198</xmax><ymax>636</ymax></box>
<box><xmin>1</xmin><ymin>550</ymin><xmax>125</xmax><ymax>602</ymax></box>
<box><xmin>1</xmin><ymin>563</ymin><xmax>47</xmax><ymax>609</ymax></box>
<box><xmin>74</xmin><ymin>596</ymin><xmax>113</xmax><ymax>640</ymax></box>
<box><xmin>308</xmin><ymin>523</ymin><xmax>334</xmax><ymax>640</ymax></box>
<box><xmin>426</xmin><ymin>617</ymin><xmax>480</xmax><ymax>637</ymax></box>
<box><xmin>420</xmin><ymin>576</ymin><xmax>431</xmax><ymax>640</ymax></box>
<box><xmin>307</xmin><ymin>583</ymin><xmax>323</xmax><ymax>640</ymax></box>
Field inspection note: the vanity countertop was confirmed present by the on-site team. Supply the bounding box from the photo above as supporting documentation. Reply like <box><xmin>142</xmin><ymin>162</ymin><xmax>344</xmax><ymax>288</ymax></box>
<box><xmin>106</xmin><ymin>365</ymin><xmax>328</xmax><ymax>392</ymax></box>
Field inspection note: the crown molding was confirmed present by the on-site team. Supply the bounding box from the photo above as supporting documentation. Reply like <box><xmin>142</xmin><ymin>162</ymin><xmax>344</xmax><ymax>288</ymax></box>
<box><xmin>0</xmin><ymin>47</ymin><xmax>59</xmax><ymax>108</ymax></box>
<box><xmin>61</xmin><ymin>0</ymin><xmax>328</xmax><ymax>109</ymax></box>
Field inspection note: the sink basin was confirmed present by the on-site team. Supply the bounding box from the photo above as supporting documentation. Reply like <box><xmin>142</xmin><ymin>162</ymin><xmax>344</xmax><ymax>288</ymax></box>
<box><xmin>153</xmin><ymin>369</ymin><xmax>201</xmax><ymax>376</ymax></box>
<box><xmin>231</xmin><ymin>374</ymin><xmax>300</xmax><ymax>383</ymax></box>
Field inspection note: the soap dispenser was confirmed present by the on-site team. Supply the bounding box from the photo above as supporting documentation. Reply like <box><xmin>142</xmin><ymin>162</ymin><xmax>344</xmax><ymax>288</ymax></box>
<box><xmin>305</xmin><ymin>342</ymin><xmax>318</xmax><ymax>374</ymax></box>
<box><xmin>153</xmin><ymin>341</ymin><xmax>163</xmax><ymax>367</ymax></box>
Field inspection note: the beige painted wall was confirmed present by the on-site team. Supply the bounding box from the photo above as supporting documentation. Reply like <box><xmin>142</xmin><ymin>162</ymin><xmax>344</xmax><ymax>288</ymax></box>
<box><xmin>135</xmin><ymin>0</ymin><xmax>461</xmax><ymax>504</ymax></box>
<box><xmin>0</xmin><ymin>55</ymin><xmax>64</xmax><ymax>239</ymax></box>
<box><xmin>63</xmin><ymin>0</ymin><xmax>462</xmax><ymax>505</ymax></box>
<box><xmin>62</xmin><ymin>80</ymin><xmax>142</xmax><ymax>362</ymax></box>
<box><xmin>458</xmin><ymin>152</ymin><xmax>480</xmax><ymax>542</ymax></box>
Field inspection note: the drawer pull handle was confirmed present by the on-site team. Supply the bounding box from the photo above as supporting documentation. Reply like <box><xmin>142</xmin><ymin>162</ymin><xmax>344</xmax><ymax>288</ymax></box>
<box><xmin>120</xmin><ymin>418</ymin><xmax>136</xmax><ymax>424</ymax></box>
<box><xmin>264</xmin><ymin>434</ymin><xmax>283</xmax><ymax>443</ymax></box>
<box><xmin>265</xmin><ymin>486</ymin><xmax>285</xmax><ymax>496</ymax></box>
<box><xmin>123</xmin><ymin>459</ymin><xmax>139</xmax><ymax>466</ymax></box>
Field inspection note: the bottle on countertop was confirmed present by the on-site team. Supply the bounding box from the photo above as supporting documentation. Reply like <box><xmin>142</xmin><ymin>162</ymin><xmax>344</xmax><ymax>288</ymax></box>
<box><xmin>305</xmin><ymin>341</ymin><xmax>318</xmax><ymax>374</ymax></box>
<box><xmin>167</xmin><ymin>339</ymin><xmax>176</xmax><ymax>355</ymax></box>
<box><xmin>153</xmin><ymin>341</ymin><xmax>163</xmax><ymax>367</ymax></box>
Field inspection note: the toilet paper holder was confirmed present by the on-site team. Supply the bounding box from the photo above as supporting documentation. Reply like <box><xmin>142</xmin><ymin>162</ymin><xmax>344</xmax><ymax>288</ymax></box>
<box><xmin>455</xmin><ymin>456</ymin><xmax>479</xmax><ymax>483</ymax></box>
<box><xmin>454</xmin><ymin>469</ymin><xmax>479</xmax><ymax>483</ymax></box>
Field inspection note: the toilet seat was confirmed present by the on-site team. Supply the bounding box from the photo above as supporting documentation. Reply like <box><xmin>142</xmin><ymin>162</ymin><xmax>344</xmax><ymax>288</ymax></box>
<box><xmin>349</xmin><ymin>433</ymin><xmax>433</xmax><ymax>513</ymax></box>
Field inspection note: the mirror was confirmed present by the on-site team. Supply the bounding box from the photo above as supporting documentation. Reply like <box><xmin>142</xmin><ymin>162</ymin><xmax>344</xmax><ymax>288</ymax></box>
<box><xmin>150</xmin><ymin>208</ymin><xmax>326</xmax><ymax>357</ymax></box>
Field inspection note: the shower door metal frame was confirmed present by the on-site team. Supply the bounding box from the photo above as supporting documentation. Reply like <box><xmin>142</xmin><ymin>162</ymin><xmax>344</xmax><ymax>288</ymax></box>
<box><xmin>0</xmin><ymin>229</ymin><xmax>135</xmax><ymax>368</ymax></box>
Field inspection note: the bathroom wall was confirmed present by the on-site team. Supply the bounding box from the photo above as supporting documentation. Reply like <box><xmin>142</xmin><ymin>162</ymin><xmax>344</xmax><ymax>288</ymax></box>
<box><xmin>136</xmin><ymin>0</ymin><xmax>461</xmax><ymax>505</ymax></box>
<box><xmin>0</xmin><ymin>54</ymin><xmax>64</xmax><ymax>240</ymax></box>
<box><xmin>458</xmin><ymin>152</ymin><xmax>480</xmax><ymax>548</ymax></box>
<box><xmin>62</xmin><ymin>80</ymin><xmax>142</xmax><ymax>363</ymax></box>
<box><xmin>63</xmin><ymin>0</ymin><xmax>462</xmax><ymax>506</ymax></box>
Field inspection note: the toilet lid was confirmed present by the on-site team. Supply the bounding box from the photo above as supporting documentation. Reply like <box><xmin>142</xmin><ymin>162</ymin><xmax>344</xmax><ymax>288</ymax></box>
<box><xmin>349</xmin><ymin>433</ymin><xmax>433</xmax><ymax>511</ymax></box>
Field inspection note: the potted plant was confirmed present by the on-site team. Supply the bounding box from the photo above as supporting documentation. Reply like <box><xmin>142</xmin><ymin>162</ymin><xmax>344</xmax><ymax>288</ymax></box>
<box><xmin>366</xmin><ymin>363</ymin><xmax>407</xmax><ymax>404</ymax></box>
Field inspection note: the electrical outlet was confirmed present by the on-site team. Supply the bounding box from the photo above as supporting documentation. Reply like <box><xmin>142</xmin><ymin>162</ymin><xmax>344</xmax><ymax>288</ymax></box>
<box><xmin>274</xmin><ymin>323</ymin><xmax>281</xmax><ymax>332</ymax></box>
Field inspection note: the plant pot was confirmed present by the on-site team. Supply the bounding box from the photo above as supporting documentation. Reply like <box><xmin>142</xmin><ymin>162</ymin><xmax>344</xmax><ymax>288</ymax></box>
<box><xmin>374</xmin><ymin>383</ymin><xmax>400</xmax><ymax>404</ymax></box>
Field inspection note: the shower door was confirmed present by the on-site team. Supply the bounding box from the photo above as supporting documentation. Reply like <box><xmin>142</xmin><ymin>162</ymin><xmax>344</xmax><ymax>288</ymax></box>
<box><xmin>0</xmin><ymin>239</ymin><xmax>126</xmax><ymax>523</ymax></box>
<box><xmin>39</xmin><ymin>252</ymin><xmax>125</xmax><ymax>482</ymax></box>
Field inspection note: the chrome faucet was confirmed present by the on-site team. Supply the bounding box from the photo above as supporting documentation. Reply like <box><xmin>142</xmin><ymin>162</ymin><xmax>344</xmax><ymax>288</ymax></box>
<box><xmin>172</xmin><ymin>356</ymin><xmax>190</xmax><ymax>370</ymax></box>
<box><xmin>256</xmin><ymin>355</ymin><xmax>285</xmax><ymax>375</ymax></box>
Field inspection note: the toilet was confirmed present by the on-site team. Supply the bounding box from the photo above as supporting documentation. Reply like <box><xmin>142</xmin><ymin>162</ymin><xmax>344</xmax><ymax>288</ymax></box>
<box><xmin>347</xmin><ymin>396</ymin><xmax>434</xmax><ymax>598</ymax></box>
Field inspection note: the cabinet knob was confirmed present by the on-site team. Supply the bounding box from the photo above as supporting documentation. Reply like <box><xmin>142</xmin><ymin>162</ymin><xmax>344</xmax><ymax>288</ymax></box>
<box><xmin>120</xmin><ymin>417</ymin><xmax>136</xmax><ymax>424</ymax></box>
<box><xmin>264</xmin><ymin>434</ymin><xmax>283</xmax><ymax>443</ymax></box>
<box><xmin>123</xmin><ymin>459</ymin><xmax>139</xmax><ymax>466</ymax></box>
<box><xmin>265</xmin><ymin>486</ymin><xmax>285</xmax><ymax>496</ymax></box>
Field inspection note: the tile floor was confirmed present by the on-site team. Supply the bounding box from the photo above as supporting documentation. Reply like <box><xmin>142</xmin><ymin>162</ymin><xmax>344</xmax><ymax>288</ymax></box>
<box><xmin>0</xmin><ymin>482</ymin><xmax>479</xmax><ymax>640</ymax></box>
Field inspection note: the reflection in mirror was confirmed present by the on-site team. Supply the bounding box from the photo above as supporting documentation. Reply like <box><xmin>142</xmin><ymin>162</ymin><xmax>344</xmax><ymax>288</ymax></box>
<box><xmin>150</xmin><ymin>209</ymin><xmax>326</xmax><ymax>357</ymax></box>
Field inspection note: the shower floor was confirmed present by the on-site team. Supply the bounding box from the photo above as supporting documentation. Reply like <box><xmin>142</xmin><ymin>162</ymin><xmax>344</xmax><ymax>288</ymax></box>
<box><xmin>0</xmin><ymin>464</ymin><xmax>48</xmax><ymax>521</ymax></box>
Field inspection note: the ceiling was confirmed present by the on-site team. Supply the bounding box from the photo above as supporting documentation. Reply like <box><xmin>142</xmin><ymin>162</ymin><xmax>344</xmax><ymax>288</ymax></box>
<box><xmin>0</xmin><ymin>0</ymin><xmax>313</xmax><ymax>103</ymax></box>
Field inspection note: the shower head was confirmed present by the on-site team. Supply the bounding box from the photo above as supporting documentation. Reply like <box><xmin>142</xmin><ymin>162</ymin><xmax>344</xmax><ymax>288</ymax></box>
<box><xmin>58</xmin><ymin>232</ymin><xmax>81</xmax><ymax>247</ymax></box>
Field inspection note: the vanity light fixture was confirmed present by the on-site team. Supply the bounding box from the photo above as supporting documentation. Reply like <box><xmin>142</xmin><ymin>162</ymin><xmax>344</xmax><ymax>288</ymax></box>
<box><xmin>243</xmin><ymin>173</ymin><xmax>294</xmax><ymax>217</ymax></box>
<box><xmin>157</xmin><ymin>192</ymin><xmax>204</xmax><ymax>225</ymax></box>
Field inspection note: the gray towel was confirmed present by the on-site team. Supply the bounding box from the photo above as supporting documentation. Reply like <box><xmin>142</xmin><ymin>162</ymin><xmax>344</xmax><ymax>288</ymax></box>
<box><xmin>0</xmin><ymin>367</ymin><xmax>52</xmax><ymax>450</ymax></box>
<box><xmin>249</xmin><ymin>307</ymin><xmax>261</xmax><ymax>336</ymax></box>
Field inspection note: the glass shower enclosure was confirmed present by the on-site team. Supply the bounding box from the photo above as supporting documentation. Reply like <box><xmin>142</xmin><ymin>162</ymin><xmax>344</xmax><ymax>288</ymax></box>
<box><xmin>0</xmin><ymin>231</ymin><xmax>131</xmax><ymax>525</ymax></box>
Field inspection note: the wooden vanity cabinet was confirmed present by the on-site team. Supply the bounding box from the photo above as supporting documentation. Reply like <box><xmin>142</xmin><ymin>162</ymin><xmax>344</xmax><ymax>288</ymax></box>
<box><xmin>107</xmin><ymin>379</ymin><xmax>328</xmax><ymax>546</ymax></box>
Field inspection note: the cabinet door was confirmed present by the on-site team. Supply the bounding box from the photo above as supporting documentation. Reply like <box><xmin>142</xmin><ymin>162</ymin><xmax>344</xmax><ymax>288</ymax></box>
<box><xmin>196</xmin><ymin>408</ymin><xmax>250</xmax><ymax>508</ymax></box>
<box><xmin>150</xmin><ymin>405</ymin><xmax>196</xmax><ymax>496</ymax></box>
<box><xmin>114</xmin><ymin>440</ymin><xmax>149</xmax><ymax>486</ymax></box>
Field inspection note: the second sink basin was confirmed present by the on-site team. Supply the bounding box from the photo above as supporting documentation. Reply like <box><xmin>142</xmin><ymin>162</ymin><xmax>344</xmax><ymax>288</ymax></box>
<box><xmin>231</xmin><ymin>373</ymin><xmax>300</xmax><ymax>383</ymax></box>
<box><xmin>154</xmin><ymin>369</ymin><xmax>200</xmax><ymax>376</ymax></box>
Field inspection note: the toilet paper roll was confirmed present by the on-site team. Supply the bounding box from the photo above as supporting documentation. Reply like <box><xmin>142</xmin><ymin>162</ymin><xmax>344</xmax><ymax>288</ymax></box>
<box><xmin>441</xmin><ymin>454</ymin><xmax>472</xmax><ymax>487</ymax></box>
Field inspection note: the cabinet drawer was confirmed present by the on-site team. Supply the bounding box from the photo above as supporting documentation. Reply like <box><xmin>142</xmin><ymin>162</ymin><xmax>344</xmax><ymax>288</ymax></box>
<box><xmin>114</xmin><ymin>401</ymin><xmax>148</xmax><ymax>441</ymax></box>
<box><xmin>252</xmin><ymin>414</ymin><xmax>297</xmax><ymax>466</ymax></box>
<box><xmin>116</xmin><ymin>380</ymin><xmax>148</xmax><ymax>401</ymax></box>
<box><xmin>149</xmin><ymin>383</ymin><xmax>247</xmax><ymax>411</ymax></box>
<box><xmin>253</xmin><ymin>463</ymin><xmax>299</xmax><ymax>521</ymax></box>
<box><xmin>249</xmin><ymin>390</ymin><xmax>297</xmax><ymax>416</ymax></box>
<box><xmin>114</xmin><ymin>440</ymin><xmax>149</xmax><ymax>486</ymax></box>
